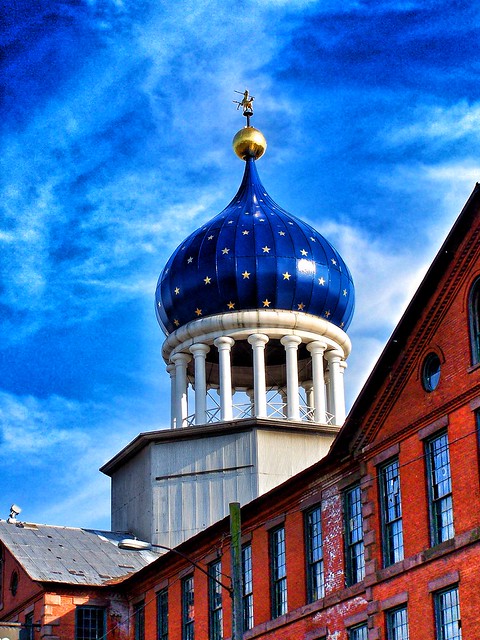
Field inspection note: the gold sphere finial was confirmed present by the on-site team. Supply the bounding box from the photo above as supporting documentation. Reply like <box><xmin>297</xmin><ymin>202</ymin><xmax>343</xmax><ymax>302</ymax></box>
<box><xmin>232</xmin><ymin>89</ymin><xmax>266</xmax><ymax>160</ymax></box>
<box><xmin>232</xmin><ymin>126</ymin><xmax>267</xmax><ymax>160</ymax></box>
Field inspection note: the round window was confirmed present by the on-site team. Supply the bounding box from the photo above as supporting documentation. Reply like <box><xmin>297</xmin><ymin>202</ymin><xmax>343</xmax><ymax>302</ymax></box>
<box><xmin>10</xmin><ymin>570</ymin><xmax>18</xmax><ymax>596</ymax></box>
<box><xmin>422</xmin><ymin>353</ymin><xmax>441</xmax><ymax>392</ymax></box>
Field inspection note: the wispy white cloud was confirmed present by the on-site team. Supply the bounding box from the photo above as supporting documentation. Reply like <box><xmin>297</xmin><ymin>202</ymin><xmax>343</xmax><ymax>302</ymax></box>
<box><xmin>385</xmin><ymin>101</ymin><xmax>480</xmax><ymax>145</ymax></box>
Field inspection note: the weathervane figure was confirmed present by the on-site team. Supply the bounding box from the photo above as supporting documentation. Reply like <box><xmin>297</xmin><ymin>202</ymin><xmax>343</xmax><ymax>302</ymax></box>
<box><xmin>233</xmin><ymin>89</ymin><xmax>255</xmax><ymax>126</ymax></box>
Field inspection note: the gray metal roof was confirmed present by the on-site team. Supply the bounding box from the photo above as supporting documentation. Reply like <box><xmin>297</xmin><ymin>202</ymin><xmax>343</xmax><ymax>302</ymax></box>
<box><xmin>0</xmin><ymin>520</ymin><xmax>158</xmax><ymax>586</ymax></box>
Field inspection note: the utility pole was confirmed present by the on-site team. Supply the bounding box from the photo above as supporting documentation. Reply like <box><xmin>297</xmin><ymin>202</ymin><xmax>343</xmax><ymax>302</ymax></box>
<box><xmin>230</xmin><ymin>502</ymin><xmax>243</xmax><ymax>640</ymax></box>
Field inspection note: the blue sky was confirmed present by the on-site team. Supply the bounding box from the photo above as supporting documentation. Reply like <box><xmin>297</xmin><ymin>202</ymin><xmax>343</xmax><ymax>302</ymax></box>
<box><xmin>1</xmin><ymin>0</ymin><xmax>479</xmax><ymax>530</ymax></box>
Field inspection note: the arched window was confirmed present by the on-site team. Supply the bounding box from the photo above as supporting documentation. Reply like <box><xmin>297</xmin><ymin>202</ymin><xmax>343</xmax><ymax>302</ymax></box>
<box><xmin>469</xmin><ymin>277</ymin><xmax>480</xmax><ymax>365</ymax></box>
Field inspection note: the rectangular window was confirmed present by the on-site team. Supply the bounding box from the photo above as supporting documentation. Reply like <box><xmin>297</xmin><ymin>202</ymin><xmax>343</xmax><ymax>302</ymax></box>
<box><xmin>434</xmin><ymin>586</ymin><xmax>462</xmax><ymax>640</ymax></box>
<box><xmin>344</xmin><ymin>485</ymin><xmax>365</xmax><ymax>585</ymax></box>
<box><xmin>270</xmin><ymin>525</ymin><xmax>287</xmax><ymax>618</ymax></box>
<box><xmin>348</xmin><ymin>623</ymin><xmax>368</xmax><ymax>640</ymax></box>
<box><xmin>134</xmin><ymin>602</ymin><xmax>145</xmax><ymax>640</ymax></box>
<box><xmin>182</xmin><ymin>575</ymin><xmax>195</xmax><ymax>640</ymax></box>
<box><xmin>208</xmin><ymin>560</ymin><xmax>223</xmax><ymax>640</ymax></box>
<box><xmin>305</xmin><ymin>505</ymin><xmax>324</xmax><ymax>602</ymax></box>
<box><xmin>157</xmin><ymin>588</ymin><xmax>168</xmax><ymax>640</ymax></box>
<box><xmin>379</xmin><ymin>458</ymin><xmax>404</xmax><ymax>566</ymax></box>
<box><xmin>75</xmin><ymin>606</ymin><xmax>106</xmax><ymax>640</ymax></box>
<box><xmin>426</xmin><ymin>432</ymin><xmax>454</xmax><ymax>545</ymax></box>
<box><xmin>25</xmin><ymin>612</ymin><xmax>35</xmax><ymax>640</ymax></box>
<box><xmin>386</xmin><ymin>606</ymin><xmax>409</xmax><ymax>640</ymax></box>
<box><xmin>241</xmin><ymin>544</ymin><xmax>254</xmax><ymax>631</ymax></box>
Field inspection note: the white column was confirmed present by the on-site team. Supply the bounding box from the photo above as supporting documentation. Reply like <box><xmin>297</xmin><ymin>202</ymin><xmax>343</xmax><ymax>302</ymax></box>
<box><xmin>247</xmin><ymin>333</ymin><xmax>269</xmax><ymax>418</ymax></box>
<box><xmin>301</xmin><ymin>380</ymin><xmax>314</xmax><ymax>421</ymax></box>
<box><xmin>166</xmin><ymin>363</ymin><xmax>176</xmax><ymax>428</ymax></box>
<box><xmin>325</xmin><ymin>349</ymin><xmax>347</xmax><ymax>426</ymax></box>
<box><xmin>214</xmin><ymin>336</ymin><xmax>235</xmax><ymax>421</ymax></box>
<box><xmin>171</xmin><ymin>352</ymin><xmax>191</xmax><ymax>428</ymax></box>
<box><xmin>280</xmin><ymin>335</ymin><xmax>302</xmax><ymax>420</ymax></box>
<box><xmin>307</xmin><ymin>341</ymin><xmax>327</xmax><ymax>423</ymax></box>
<box><xmin>189</xmin><ymin>343</ymin><xmax>210</xmax><ymax>425</ymax></box>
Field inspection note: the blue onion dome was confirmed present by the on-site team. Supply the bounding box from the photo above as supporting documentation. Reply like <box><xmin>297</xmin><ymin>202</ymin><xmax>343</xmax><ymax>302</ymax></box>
<box><xmin>155</xmin><ymin>128</ymin><xmax>354</xmax><ymax>336</ymax></box>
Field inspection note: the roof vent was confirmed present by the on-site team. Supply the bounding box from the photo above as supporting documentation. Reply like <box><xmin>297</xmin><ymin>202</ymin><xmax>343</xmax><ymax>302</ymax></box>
<box><xmin>7</xmin><ymin>504</ymin><xmax>21</xmax><ymax>524</ymax></box>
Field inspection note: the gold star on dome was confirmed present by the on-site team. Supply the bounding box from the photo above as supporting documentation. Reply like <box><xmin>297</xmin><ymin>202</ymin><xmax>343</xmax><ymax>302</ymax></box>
<box><xmin>242</xmin><ymin>270</ymin><xmax>250</xmax><ymax>279</ymax></box>
<box><xmin>174</xmin><ymin>319</ymin><xmax>180</xmax><ymax>326</ymax></box>
<box><xmin>297</xmin><ymin>302</ymin><xmax>305</xmax><ymax>311</ymax></box>
<box><xmin>157</xmin><ymin>301</ymin><xmax>161</xmax><ymax>308</ymax></box>
<box><xmin>318</xmin><ymin>277</ymin><xmax>325</xmax><ymax>286</ymax></box>
<box><xmin>300</xmin><ymin>249</ymin><xmax>308</xmax><ymax>256</ymax></box>
<box><xmin>204</xmin><ymin>276</ymin><xmax>212</xmax><ymax>284</ymax></box>
<box><xmin>187</xmin><ymin>256</ymin><xmax>193</xmax><ymax>264</ymax></box>
<box><xmin>242</xmin><ymin>230</ymin><xmax>249</xmax><ymax>235</ymax></box>
<box><xmin>310</xmin><ymin>236</ymin><xmax>316</xmax><ymax>242</ymax></box>
<box><xmin>195</xmin><ymin>308</ymin><xmax>202</xmax><ymax>316</ymax></box>
<box><xmin>262</xmin><ymin>246</ymin><xmax>271</xmax><ymax>253</ymax></box>
<box><xmin>208</xmin><ymin>235</ymin><xmax>214</xmax><ymax>240</ymax></box>
<box><xmin>283</xmin><ymin>272</ymin><xmax>291</xmax><ymax>280</ymax></box>
<box><xmin>174</xmin><ymin>287</ymin><xmax>180</xmax><ymax>295</ymax></box>
<box><xmin>227</xmin><ymin>301</ymin><xmax>235</xmax><ymax>309</ymax></box>
<box><xmin>222</xmin><ymin>247</ymin><xmax>230</xmax><ymax>255</ymax></box>
<box><xmin>340</xmin><ymin>322</ymin><xmax>345</xmax><ymax>328</ymax></box>
<box><xmin>228</xmin><ymin>220</ymin><xmax>234</xmax><ymax>224</ymax></box>
<box><xmin>343</xmin><ymin>289</ymin><xmax>347</xmax><ymax>296</ymax></box>
<box><xmin>278</xmin><ymin>231</ymin><xmax>285</xmax><ymax>236</ymax></box>
<box><xmin>324</xmin><ymin>310</ymin><xmax>331</xmax><ymax>318</ymax></box>
<box><xmin>262</xmin><ymin>299</ymin><xmax>271</xmax><ymax>307</ymax></box>
<box><xmin>331</xmin><ymin>258</ymin><xmax>337</xmax><ymax>265</ymax></box>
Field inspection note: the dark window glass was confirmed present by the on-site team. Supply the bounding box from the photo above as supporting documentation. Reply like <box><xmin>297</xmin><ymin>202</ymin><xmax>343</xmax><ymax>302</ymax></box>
<box><xmin>434</xmin><ymin>587</ymin><xmax>462</xmax><ymax>640</ymax></box>
<box><xmin>157</xmin><ymin>588</ymin><xmax>168</xmax><ymax>640</ymax></box>
<box><xmin>422</xmin><ymin>353</ymin><xmax>441</xmax><ymax>391</ymax></box>
<box><xmin>134</xmin><ymin>601</ymin><xmax>145</xmax><ymax>640</ymax></box>
<box><xmin>75</xmin><ymin>606</ymin><xmax>106</xmax><ymax>640</ymax></box>
<box><xmin>379</xmin><ymin>458</ymin><xmax>404</xmax><ymax>566</ymax></box>
<box><xmin>270</xmin><ymin>526</ymin><xmax>287</xmax><ymax>618</ymax></box>
<box><xmin>305</xmin><ymin>505</ymin><xmax>324</xmax><ymax>602</ymax></box>
<box><xmin>344</xmin><ymin>485</ymin><xmax>365</xmax><ymax>585</ymax></box>
<box><xmin>208</xmin><ymin>560</ymin><xmax>223</xmax><ymax>640</ymax></box>
<box><xmin>426</xmin><ymin>432</ymin><xmax>454</xmax><ymax>545</ymax></box>
<box><xmin>25</xmin><ymin>612</ymin><xmax>35</xmax><ymax>640</ymax></box>
<box><xmin>469</xmin><ymin>277</ymin><xmax>480</xmax><ymax>365</ymax></box>
<box><xmin>348</xmin><ymin>623</ymin><xmax>368</xmax><ymax>640</ymax></box>
<box><xmin>386</xmin><ymin>606</ymin><xmax>409</xmax><ymax>640</ymax></box>
<box><xmin>182</xmin><ymin>576</ymin><xmax>194</xmax><ymax>640</ymax></box>
<box><xmin>241</xmin><ymin>544</ymin><xmax>254</xmax><ymax>631</ymax></box>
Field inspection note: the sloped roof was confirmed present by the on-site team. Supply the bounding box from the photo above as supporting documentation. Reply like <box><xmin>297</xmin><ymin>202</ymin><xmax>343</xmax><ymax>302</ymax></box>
<box><xmin>0</xmin><ymin>520</ymin><xmax>158</xmax><ymax>586</ymax></box>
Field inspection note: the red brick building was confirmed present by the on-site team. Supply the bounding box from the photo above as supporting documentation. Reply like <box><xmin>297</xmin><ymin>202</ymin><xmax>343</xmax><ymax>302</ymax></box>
<box><xmin>115</xmin><ymin>183</ymin><xmax>480</xmax><ymax>639</ymax></box>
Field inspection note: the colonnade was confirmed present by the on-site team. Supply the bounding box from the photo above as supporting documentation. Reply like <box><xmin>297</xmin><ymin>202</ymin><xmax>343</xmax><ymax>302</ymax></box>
<box><xmin>167</xmin><ymin>333</ymin><xmax>347</xmax><ymax>429</ymax></box>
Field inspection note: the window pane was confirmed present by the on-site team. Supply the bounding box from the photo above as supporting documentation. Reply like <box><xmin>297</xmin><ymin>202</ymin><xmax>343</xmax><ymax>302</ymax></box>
<box><xmin>349</xmin><ymin>623</ymin><xmax>368</xmax><ymax>640</ymax></box>
<box><xmin>435</xmin><ymin>587</ymin><xmax>462</xmax><ymax>640</ymax></box>
<box><xmin>270</xmin><ymin>526</ymin><xmax>287</xmax><ymax>618</ymax></box>
<box><xmin>426</xmin><ymin>432</ymin><xmax>454</xmax><ymax>545</ymax></box>
<box><xmin>241</xmin><ymin>544</ymin><xmax>254</xmax><ymax>631</ymax></box>
<box><xmin>305</xmin><ymin>506</ymin><xmax>324</xmax><ymax>602</ymax></box>
<box><xmin>134</xmin><ymin>602</ymin><xmax>145</xmax><ymax>640</ymax></box>
<box><xmin>157</xmin><ymin>589</ymin><xmax>168</xmax><ymax>640</ymax></box>
<box><xmin>182</xmin><ymin>576</ymin><xmax>194</xmax><ymax>640</ymax></box>
<box><xmin>469</xmin><ymin>277</ymin><xmax>480</xmax><ymax>364</ymax></box>
<box><xmin>386</xmin><ymin>606</ymin><xmax>409</xmax><ymax>640</ymax></box>
<box><xmin>208</xmin><ymin>560</ymin><xmax>223</xmax><ymax>640</ymax></box>
<box><xmin>379</xmin><ymin>459</ymin><xmax>404</xmax><ymax>566</ymax></box>
<box><xmin>75</xmin><ymin>606</ymin><xmax>106</xmax><ymax>640</ymax></box>
<box><xmin>345</xmin><ymin>485</ymin><xmax>365</xmax><ymax>585</ymax></box>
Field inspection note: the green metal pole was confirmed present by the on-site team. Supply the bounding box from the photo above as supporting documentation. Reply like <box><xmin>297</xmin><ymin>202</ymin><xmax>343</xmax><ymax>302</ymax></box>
<box><xmin>230</xmin><ymin>502</ymin><xmax>243</xmax><ymax>640</ymax></box>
